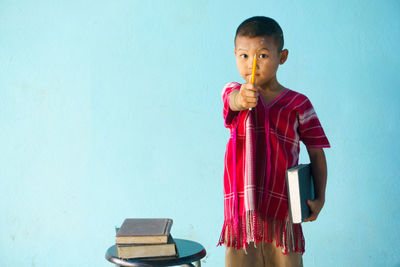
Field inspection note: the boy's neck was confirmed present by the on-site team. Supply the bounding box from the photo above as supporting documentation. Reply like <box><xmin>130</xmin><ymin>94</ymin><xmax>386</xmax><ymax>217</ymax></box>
<box><xmin>258</xmin><ymin>76</ymin><xmax>285</xmax><ymax>94</ymax></box>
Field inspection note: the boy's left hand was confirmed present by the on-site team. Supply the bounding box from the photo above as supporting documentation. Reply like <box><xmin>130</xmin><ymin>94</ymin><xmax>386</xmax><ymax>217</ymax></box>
<box><xmin>304</xmin><ymin>198</ymin><xmax>325</xmax><ymax>222</ymax></box>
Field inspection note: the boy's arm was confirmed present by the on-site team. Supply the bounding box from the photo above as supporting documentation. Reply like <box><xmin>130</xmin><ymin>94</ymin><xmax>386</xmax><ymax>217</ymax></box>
<box><xmin>304</xmin><ymin>148</ymin><xmax>327</xmax><ymax>222</ymax></box>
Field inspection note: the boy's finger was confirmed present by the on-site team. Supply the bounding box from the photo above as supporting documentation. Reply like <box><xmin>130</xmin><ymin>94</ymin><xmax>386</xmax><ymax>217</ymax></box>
<box><xmin>307</xmin><ymin>200</ymin><xmax>314</xmax><ymax>209</ymax></box>
<box><xmin>304</xmin><ymin>213</ymin><xmax>316</xmax><ymax>222</ymax></box>
<box><xmin>244</xmin><ymin>83</ymin><xmax>257</xmax><ymax>91</ymax></box>
<box><xmin>244</xmin><ymin>95</ymin><xmax>258</xmax><ymax>102</ymax></box>
<box><xmin>242</xmin><ymin>99</ymin><xmax>257</xmax><ymax>106</ymax></box>
<box><xmin>242</xmin><ymin>99</ymin><xmax>258</xmax><ymax>107</ymax></box>
<box><xmin>246</xmin><ymin>99</ymin><xmax>258</xmax><ymax>104</ymax></box>
<box><xmin>243</xmin><ymin>90</ymin><xmax>258</xmax><ymax>97</ymax></box>
<box><xmin>305</xmin><ymin>200</ymin><xmax>317</xmax><ymax>222</ymax></box>
<box><xmin>307</xmin><ymin>200</ymin><xmax>322</xmax><ymax>215</ymax></box>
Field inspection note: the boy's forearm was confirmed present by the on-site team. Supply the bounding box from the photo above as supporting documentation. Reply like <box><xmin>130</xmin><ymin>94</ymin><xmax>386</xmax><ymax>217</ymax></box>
<box><xmin>307</xmin><ymin>148</ymin><xmax>327</xmax><ymax>202</ymax></box>
<box><xmin>229</xmin><ymin>90</ymin><xmax>241</xmax><ymax>111</ymax></box>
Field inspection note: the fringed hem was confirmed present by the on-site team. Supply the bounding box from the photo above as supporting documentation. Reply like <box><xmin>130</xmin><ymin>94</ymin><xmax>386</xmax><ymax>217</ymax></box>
<box><xmin>218</xmin><ymin>213</ymin><xmax>305</xmax><ymax>255</ymax></box>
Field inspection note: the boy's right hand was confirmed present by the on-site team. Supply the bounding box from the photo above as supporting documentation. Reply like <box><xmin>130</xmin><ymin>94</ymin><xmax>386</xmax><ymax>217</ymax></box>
<box><xmin>237</xmin><ymin>83</ymin><xmax>259</xmax><ymax>110</ymax></box>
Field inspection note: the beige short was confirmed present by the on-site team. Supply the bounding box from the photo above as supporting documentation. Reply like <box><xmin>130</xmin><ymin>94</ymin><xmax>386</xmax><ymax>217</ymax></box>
<box><xmin>225</xmin><ymin>242</ymin><xmax>303</xmax><ymax>267</ymax></box>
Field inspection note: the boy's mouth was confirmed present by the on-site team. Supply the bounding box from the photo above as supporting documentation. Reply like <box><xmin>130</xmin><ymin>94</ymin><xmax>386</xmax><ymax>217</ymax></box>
<box><xmin>247</xmin><ymin>74</ymin><xmax>259</xmax><ymax>79</ymax></box>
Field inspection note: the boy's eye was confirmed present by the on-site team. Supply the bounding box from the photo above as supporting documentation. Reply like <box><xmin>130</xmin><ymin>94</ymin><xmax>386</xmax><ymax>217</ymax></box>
<box><xmin>240</xmin><ymin>54</ymin><xmax>248</xmax><ymax>59</ymax></box>
<box><xmin>259</xmin><ymin>54</ymin><xmax>268</xmax><ymax>59</ymax></box>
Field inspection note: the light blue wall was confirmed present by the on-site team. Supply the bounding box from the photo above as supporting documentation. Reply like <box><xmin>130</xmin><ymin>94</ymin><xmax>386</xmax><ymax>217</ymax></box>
<box><xmin>1</xmin><ymin>1</ymin><xmax>399</xmax><ymax>266</ymax></box>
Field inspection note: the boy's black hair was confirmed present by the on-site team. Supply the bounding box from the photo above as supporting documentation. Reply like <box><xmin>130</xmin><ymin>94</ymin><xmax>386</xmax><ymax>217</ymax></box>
<box><xmin>235</xmin><ymin>16</ymin><xmax>284</xmax><ymax>52</ymax></box>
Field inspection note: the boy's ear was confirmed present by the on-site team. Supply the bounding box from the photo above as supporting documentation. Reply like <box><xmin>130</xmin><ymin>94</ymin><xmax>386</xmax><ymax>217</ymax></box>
<box><xmin>280</xmin><ymin>49</ymin><xmax>289</xmax><ymax>65</ymax></box>
<box><xmin>234</xmin><ymin>49</ymin><xmax>237</xmax><ymax>56</ymax></box>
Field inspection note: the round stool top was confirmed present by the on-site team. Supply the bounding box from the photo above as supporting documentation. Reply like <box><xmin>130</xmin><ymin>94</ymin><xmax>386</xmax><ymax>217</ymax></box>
<box><xmin>105</xmin><ymin>238</ymin><xmax>206</xmax><ymax>267</ymax></box>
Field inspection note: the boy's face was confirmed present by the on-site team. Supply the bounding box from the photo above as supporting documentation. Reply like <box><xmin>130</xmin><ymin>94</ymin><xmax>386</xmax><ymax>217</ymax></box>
<box><xmin>234</xmin><ymin>35</ymin><xmax>288</xmax><ymax>86</ymax></box>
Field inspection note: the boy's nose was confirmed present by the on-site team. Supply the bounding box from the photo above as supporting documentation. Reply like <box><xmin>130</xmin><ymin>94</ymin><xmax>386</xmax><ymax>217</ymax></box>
<box><xmin>248</xmin><ymin>62</ymin><xmax>257</xmax><ymax>69</ymax></box>
<box><xmin>248</xmin><ymin>55</ymin><xmax>258</xmax><ymax>68</ymax></box>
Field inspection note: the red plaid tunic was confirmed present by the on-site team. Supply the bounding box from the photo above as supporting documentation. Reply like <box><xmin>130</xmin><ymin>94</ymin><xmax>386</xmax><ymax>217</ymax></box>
<box><xmin>219</xmin><ymin>82</ymin><xmax>330</xmax><ymax>253</ymax></box>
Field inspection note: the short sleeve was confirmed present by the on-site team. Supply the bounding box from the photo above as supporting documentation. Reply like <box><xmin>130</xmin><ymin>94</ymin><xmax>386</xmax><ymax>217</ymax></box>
<box><xmin>298</xmin><ymin>97</ymin><xmax>330</xmax><ymax>148</ymax></box>
<box><xmin>222</xmin><ymin>82</ymin><xmax>241</xmax><ymax>129</ymax></box>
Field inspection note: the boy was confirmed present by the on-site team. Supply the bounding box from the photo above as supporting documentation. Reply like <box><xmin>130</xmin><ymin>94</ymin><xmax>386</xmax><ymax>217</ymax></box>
<box><xmin>219</xmin><ymin>17</ymin><xmax>330</xmax><ymax>267</ymax></box>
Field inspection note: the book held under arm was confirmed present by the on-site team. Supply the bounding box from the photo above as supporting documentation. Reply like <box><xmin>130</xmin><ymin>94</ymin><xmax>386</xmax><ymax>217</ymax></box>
<box><xmin>286</xmin><ymin>164</ymin><xmax>315</xmax><ymax>224</ymax></box>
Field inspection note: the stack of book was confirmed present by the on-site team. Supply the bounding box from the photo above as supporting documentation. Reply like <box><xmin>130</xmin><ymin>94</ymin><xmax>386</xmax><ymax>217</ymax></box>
<box><xmin>115</xmin><ymin>218</ymin><xmax>178</xmax><ymax>259</ymax></box>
